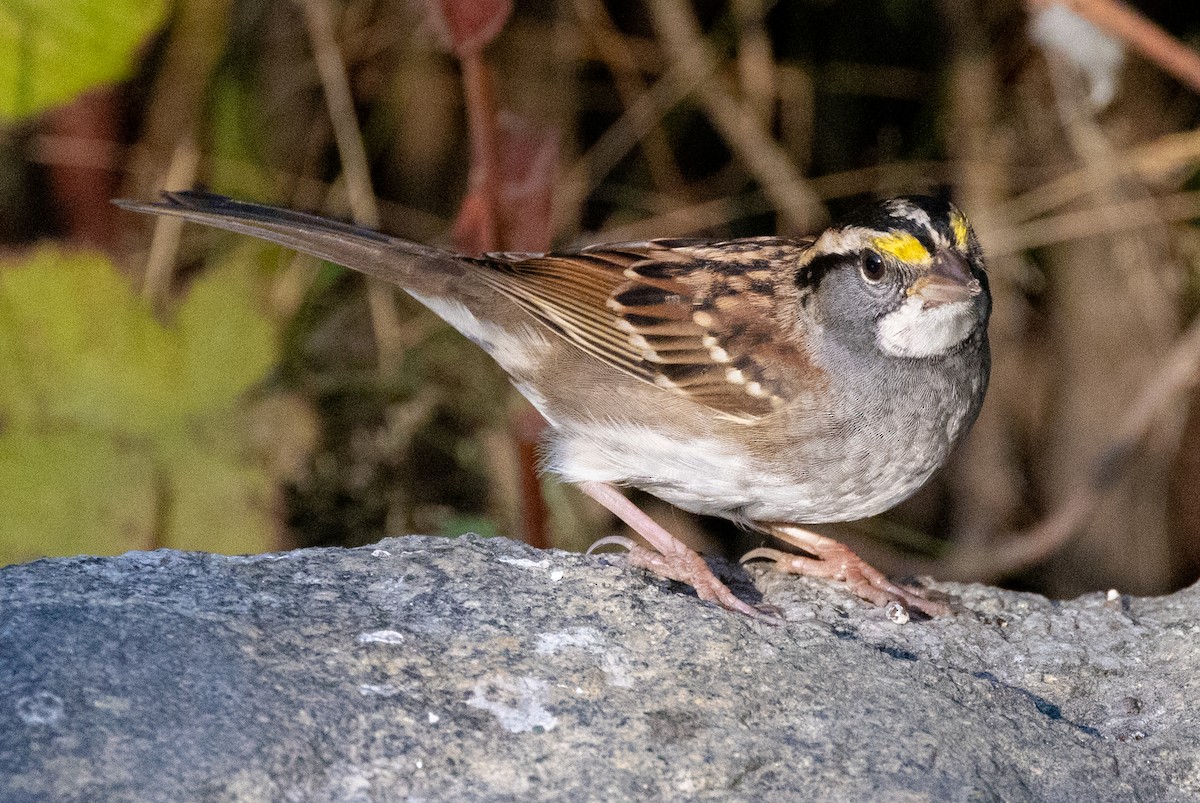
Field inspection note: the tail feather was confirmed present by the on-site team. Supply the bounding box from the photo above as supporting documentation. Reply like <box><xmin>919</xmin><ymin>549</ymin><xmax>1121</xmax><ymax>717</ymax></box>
<box><xmin>114</xmin><ymin>191</ymin><xmax>566</xmax><ymax>376</ymax></box>
<box><xmin>113</xmin><ymin>191</ymin><xmax>468</xmax><ymax>293</ymax></box>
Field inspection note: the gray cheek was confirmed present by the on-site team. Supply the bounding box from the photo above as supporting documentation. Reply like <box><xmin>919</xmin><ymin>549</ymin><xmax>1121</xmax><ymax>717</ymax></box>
<box><xmin>810</xmin><ymin>286</ymin><xmax>887</xmax><ymax>352</ymax></box>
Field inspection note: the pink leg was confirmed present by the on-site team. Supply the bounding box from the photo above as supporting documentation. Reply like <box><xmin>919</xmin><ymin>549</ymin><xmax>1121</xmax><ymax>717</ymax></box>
<box><xmin>580</xmin><ymin>481</ymin><xmax>775</xmax><ymax>622</ymax></box>
<box><xmin>743</xmin><ymin>523</ymin><xmax>951</xmax><ymax>618</ymax></box>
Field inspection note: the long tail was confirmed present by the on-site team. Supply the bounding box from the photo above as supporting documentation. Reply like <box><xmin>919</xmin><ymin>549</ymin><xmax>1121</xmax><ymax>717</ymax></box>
<box><xmin>113</xmin><ymin>191</ymin><xmax>474</xmax><ymax>299</ymax></box>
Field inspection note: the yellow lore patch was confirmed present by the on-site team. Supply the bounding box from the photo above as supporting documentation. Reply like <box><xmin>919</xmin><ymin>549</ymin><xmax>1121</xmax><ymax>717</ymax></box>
<box><xmin>950</xmin><ymin>211</ymin><xmax>969</xmax><ymax>250</ymax></box>
<box><xmin>871</xmin><ymin>232</ymin><xmax>930</xmax><ymax>264</ymax></box>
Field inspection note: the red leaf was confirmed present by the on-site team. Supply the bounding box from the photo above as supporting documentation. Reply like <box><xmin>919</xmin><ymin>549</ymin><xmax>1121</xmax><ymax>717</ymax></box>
<box><xmin>424</xmin><ymin>0</ymin><xmax>512</xmax><ymax>58</ymax></box>
<box><xmin>41</xmin><ymin>87</ymin><xmax>122</xmax><ymax>251</ymax></box>
<box><xmin>494</xmin><ymin>112</ymin><xmax>559</xmax><ymax>253</ymax></box>
<box><xmin>452</xmin><ymin>111</ymin><xmax>559</xmax><ymax>254</ymax></box>
<box><xmin>451</xmin><ymin>189</ymin><xmax>496</xmax><ymax>255</ymax></box>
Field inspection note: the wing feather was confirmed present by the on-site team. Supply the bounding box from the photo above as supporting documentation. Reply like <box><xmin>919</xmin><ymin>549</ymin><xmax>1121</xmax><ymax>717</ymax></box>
<box><xmin>471</xmin><ymin>238</ymin><xmax>815</xmax><ymax>417</ymax></box>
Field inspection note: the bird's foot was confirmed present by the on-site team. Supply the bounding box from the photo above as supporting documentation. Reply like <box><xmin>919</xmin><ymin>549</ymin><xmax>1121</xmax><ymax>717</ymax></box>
<box><xmin>743</xmin><ymin>523</ymin><xmax>950</xmax><ymax>618</ymax></box>
<box><xmin>580</xmin><ymin>483</ymin><xmax>779</xmax><ymax>623</ymax></box>
<box><xmin>589</xmin><ymin>536</ymin><xmax>780</xmax><ymax>622</ymax></box>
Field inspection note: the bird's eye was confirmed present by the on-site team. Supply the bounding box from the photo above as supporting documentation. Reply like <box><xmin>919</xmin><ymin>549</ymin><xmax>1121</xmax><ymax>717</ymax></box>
<box><xmin>860</xmin><ymin>252</ymin><xmax>886</xmax><ymax>283</ymax></box>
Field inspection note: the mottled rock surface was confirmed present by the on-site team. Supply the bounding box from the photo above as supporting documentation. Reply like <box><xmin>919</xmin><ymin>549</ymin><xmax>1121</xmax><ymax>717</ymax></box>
<box><xmin>1</xmin><ymin>535</ymin><xmax>1196</xmax><ymax>801</ymax></box>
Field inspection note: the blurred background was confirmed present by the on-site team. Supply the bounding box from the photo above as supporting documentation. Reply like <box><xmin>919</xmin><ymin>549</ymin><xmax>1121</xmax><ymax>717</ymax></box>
<box><xmin>2</xmin><ymin>0</ymin><xmax>1199</xmax><ymax>599</ymax></box>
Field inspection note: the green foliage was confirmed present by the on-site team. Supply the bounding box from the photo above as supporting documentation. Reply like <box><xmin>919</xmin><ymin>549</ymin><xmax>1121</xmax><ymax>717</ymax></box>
<box><xmin>207</xmin><ymin>76</ymin><xmax>276</xmax><ymax>201</ymax></box>
<box><xmin>0</xmin><ymin>246</ymin><xmax>288</xmax><ymax>564</ymax></box>
<box><xmin>0</xmin><ymin>0</ymin><xmax>167</xmax><ymax>120</ymax></box>
<box><xmin>438</xmin><ymin>515</ymin><xmax>499</xmax><ymax>539</ymax></box>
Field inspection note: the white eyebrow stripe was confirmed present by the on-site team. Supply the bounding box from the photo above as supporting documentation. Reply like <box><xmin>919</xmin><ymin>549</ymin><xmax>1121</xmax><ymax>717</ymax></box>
<box><xmin>812</xmin><ymin>226</ymin><xmax>880</xmax><ymax>255</ymax></box>
<box><xmin>885</xmin><ymin>200</ymin><xmax>933</xmax><ymax>229</ymax></box>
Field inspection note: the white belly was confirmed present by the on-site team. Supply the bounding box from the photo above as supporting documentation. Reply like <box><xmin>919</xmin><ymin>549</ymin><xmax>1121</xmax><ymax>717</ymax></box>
<box><xmin>542</xmin><ymin>421</ymin><xmax>940</xmax><ymax>526</ymax></box>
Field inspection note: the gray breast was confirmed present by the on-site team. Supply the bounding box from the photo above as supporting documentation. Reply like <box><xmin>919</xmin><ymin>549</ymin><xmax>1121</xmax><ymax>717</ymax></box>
<box><xmin>635</xmin><ymin>335</ymin><xmax>988</xmax><ymax>525</ymax></box>
<box><xmin>544</xmin><ymin>332</ymin><xmax>989</xmax><ymax>526</ymax></box>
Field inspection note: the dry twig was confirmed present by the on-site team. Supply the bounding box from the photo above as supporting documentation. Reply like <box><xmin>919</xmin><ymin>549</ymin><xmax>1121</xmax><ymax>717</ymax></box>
<box><xmin>647</xmin><ymin>0</ymin><xmax>826</xmax><ymax>232</ymax></box>
<box><xmin>298</xmin><ymin>0</ymin><xmax>406</xmax><ymax>368</ymax></box>
<box><xmin>554</xmin><ymin>65</ymin><xmax>711</xmax><ymax>232</ymax></box>
<box><xmin>140</xmin><ymin>140</ymin><xmax>200</xmax><ymax>307</ymax></box>
<box><xmin>943</xmin><ymin>307</ymin><xmax>1200</xmax><ymax>581</ymax></box>
<box><xmin>996</xmin><ymin>189</ymin><xmax>1200</xmax><ymax>255</ymax></box>
<box><xmin>573</xmin><ymin>0</ymin><xmax>687</xmax><ymax>197</ymax></box>
<box><xmin>999</xmin><ymin>127</ymin><xmax>1200</xmax><ymax>224</ymax></box>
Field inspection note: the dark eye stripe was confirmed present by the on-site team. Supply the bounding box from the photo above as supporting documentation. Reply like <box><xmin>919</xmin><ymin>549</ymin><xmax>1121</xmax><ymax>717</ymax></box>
<box><xmin>795</xmin><ymin>253</ymin><xmax>846</xmax><ymax>292</ymax></box>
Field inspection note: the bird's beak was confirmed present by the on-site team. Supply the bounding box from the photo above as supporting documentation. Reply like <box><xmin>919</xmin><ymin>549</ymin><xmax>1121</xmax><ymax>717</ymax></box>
<box><xmin>908</xmin><ymin>251</ymin><xmax>981</xmax><ymax>306</ymax></box>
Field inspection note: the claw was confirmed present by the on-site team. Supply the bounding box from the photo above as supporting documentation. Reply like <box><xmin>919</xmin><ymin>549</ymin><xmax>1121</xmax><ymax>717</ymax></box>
<box><xmin>586</xmin><ymin>535</ymin><xmax>639</xmax><ymax>555</ymax></box>
<box><xmin>747</xmin><ymin>526</ymin><xmax>952</xmax><ymax>618</ymax></box>
<box><xmin>579</xmin><ymin>481</ymin><xmax>780</xmax><ymax>623</ymax></box>
<box><xmin>741</xmin><ymin>547</ymin><xmax>787</xmax><ymax>565</ymax></box>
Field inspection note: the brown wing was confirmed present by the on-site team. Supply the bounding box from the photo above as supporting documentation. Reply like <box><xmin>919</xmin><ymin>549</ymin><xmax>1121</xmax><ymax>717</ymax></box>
<box><xmin>470</xmin><ymin>237</ymin><xmax>817</xmax><ymax>419</ymax></box>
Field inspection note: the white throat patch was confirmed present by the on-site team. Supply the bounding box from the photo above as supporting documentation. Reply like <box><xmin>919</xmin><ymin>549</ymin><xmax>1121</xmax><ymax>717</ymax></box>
<box><xmin>877</xmin><ymin>297</ymin><xmax>976</xmax><ymax>358</ymax></box>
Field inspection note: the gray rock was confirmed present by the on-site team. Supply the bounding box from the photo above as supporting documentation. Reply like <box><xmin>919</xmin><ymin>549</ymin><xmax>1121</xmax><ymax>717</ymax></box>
<box><xmin>0</xmin><ymin>534</ymin><xmax>1195</xmax><ymax>802</ymax></box>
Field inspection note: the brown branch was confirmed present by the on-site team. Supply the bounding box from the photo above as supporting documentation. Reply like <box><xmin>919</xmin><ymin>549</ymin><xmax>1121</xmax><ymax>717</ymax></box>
<box><xmin>992</xmin><ymin>189</ymin><xmax>1200</xmax><ymax>255</ymax></box>
<box><xmin>554</xmin><ymin>65</ymin><xmax>708</xmax><ymax>233</ymax></box>
<box><xmin>732</xmin><ymin>0</ymin><xmax>776</xmax><ymax>124</ymax></box>
<box><xmin>940</xmin><ymin>308</ymin><xmax>1200</xmax><ymax>582</ymax></box>
<box><xmin>572</xmin><ymin>0</ymin><xmax>687</xmax><ymax>197</ymax></box>
<box><xmin>584</xmin><ymin>191</ymin><xmax>774</xmax><ymax>244</ymax></box>
<box><xmin>647</xmin><ymin>0</ymin><xmax>826</xmax><ymax>232</ymax></box>
<box><xmin>141</xmin><ymin>140</ymin><xmax>200</xmax><ymax>309</ymax></box>
<box><xmin>586</xmin><ymin>161</ymin><xmax>951</xmax><ymax>244</ymax></box>
<box><xmin>299</xmin><ymin>0</ymin><xmax>379</xmax><ymax>228</ymax></box>
<box><xmin>999</xmin><ymin>127</ymin><xmax>1200</xmax><ymax>224</ymax></box>
<box><xmin>298</xmin><ymin>0</ymin><xmax>405</xmax><ymax>368</ymax></box>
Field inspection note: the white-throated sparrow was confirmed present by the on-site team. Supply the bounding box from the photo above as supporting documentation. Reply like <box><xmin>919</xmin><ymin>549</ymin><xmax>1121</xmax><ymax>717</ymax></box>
<box><xmin>116</xmin><ymin>192</ymin><xmax>990</xmax><ymax>620</ymax></box>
